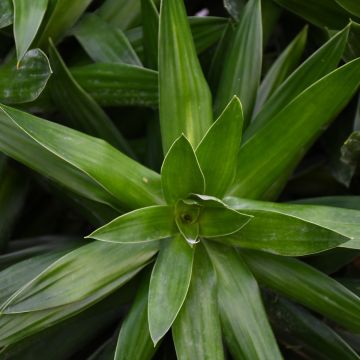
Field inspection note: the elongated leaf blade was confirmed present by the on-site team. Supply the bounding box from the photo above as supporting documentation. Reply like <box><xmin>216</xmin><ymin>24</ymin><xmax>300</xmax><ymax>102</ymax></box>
<box><xmin>88</xmin><ymin>205</ymin><xmax>177</xmax><ymax>244</ymax></box>
<box><xmin>72</xmin><ymin>14</ymin><xmax>141</xmax><ymax>66</ymax></box>
<box><xmin>230</xmin><ymin>58</ymin><xmax>360</xmax><ymax>200</ymax></box>
<box><xmin>141</xmin><ymin>0</ymin><xmax>159</xmax><ymax>70</ymax></box>
<box><xmin>295</xmin><ymin>196</ymin><xmax>360</xmax><ymax>210</ymax></box>
<box><xmin>227</xmin><ymin>197</ymin><xmax>360</xmax><ymax>250</ymax></box>
<box><xmin>335</xmin><ymin>0</ymin><xmax>360</xmax><ymax>18</ymax></box>
<box><xmin>196</xmin><ymin>96</ymin><xmax>243</xmax><ymax>197</ymax></box>
<box><xmin>173</xmin><ymin>243</ymin><xmax>224</xmax><ymax>360</ymax></box>
<box><xmin>254</xmin><ymin>26</ymin><xmax>308</xmax><ymax>115</ymax></box>
<box><xmin>71</xmin><ymin>63</ymin><xmax>158</xmax><ymax>107</ymax></box>
<box><xmin>159</xmin><ymin>0</ymin><xmax>213</xmax><ymax>152</ymax></box>
<box><xmin>0</xmin><ymin>105</ymin><xmax>164</xmax><ymax>210</ymax></box>
<box><xmin>115</xmin><ymin>275</ymin><xmax>157</xmax><ymax>360</ymax></box>
<box><xmin>161</xmin><ymin>136</ymin><xmax>204</xmax><ymax>204</ymax></box>
<box><xmin>0</xmin><ymin>49</ymin><xmax>52</xmax><ymax>104</ymax></box>
<box><xmin>205</xmin><ymin>242</ymin><xmax>282</xmax><ymax>360</ymax></box>
<box><xmin>265</xmin><ymin>293</ymin><xmax>360</xmax><ymax>360</ymax></box>
<box><xmin>249</xmin><ymin>26</ymin><xmax>349</xmax><ymax>136</ymax></box>
<box><xmin>242</xmin><ymin>250</ymin><xmax>360</xmax><ymax>332</ymax></box>
<box><xmin>48</xmin><ymin>40</ymin><xmax>134</xmax><ymax>156</ymax></box>
<box><xmin>0</xmin><ymin>0</ymin><xmax>13</xmax><ymax>28</ymax></box>
<box><xmin>12</xmin><ymin>0</ymin><xmax>48</xmax><ymax>63</ymax></box>
<box><xmin>215</xmin><ymin>0</ymin><xmax>262</xmax><ymax>124</ymax></box>
<box><xmin>37</xmin><ymin>0</ymin><xmax>93</xmax><ymax>46</ymax></box>
<box><xmin>148</xmin><ymin>235</ymin><xmax>194</xmax><ymax>344</ymax></box>
<box><xmin>2</xmin><ymin>241</ymin><xmax>157</xmax><ymax>313</ymax></box>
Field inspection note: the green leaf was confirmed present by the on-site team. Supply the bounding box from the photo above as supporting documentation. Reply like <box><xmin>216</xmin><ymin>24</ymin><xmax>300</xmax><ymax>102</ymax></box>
<box><xmin>264</xmin><ymin>293</ymin><xmax>360</xmax><ymax>360</ymax></box>
<box><xmin>230</xmin><ymin>58</ymin><xmax>360</xmax><ymax>201</ymax></box>
<box><xmin>0</xmin><ymin>49</ymin><xmax>52</xmax><ymax>104</ymax></box>
<box><xmin>0</xmin><ymin>0</ymin><xmax>13</xmax><ymax>28</ymax></box>
<box><xmin>71</xmin><ymin>63</ymin><xmax>158</xmax><ymax>107</ymax></box>
<box><xmin>72</xmin><ymin>13</ymin><xmax>141</xmax><ymax>66</ymax></box>
<box><xmin>205</xmin><ymin>242</ymin><xmax>282</xmax><ymax>360</ymax></box>
<box><xmin>345</xmin><ymin>22</ymin><xmax>360</xmax><ymax>62</ymax></box>
<box><xmin>148</xmin><ymin>235</ymin><xmax>194</xmax><ymax>344</ymax></box>
<box><xmin>175</xmin><ymin>199</ymin><xmax>200</xmax><ymax>246</ymax></box>
<box><xmin>115</xmin><ymin>275</ymin><xmax>157</xmax><ymax>360</ymax></box>
<box><xmin>228</xmin><ymin>197</ymin><xmax>360</xmax><ymax>250</ymax></box>
<box><xmin>159</xmin><ymin>0</ymin><xmax>213</xmax><ymax>152</ymax></box>
<box><xmin>12</xmin><ymin>0</ymin><xmax>48</xmax><ymax>63</ymax></box>
<box><xmin>254</xmin><ymin>26</ymin><xmax>308</xmax><ymax>115</ymax></box>
<box><xmin>141</xmin><ymin>0</ymin><xmax>159</xmax><ymax>70</ymax></box>
<box><xmin>0</xmin><ymin>105</ymin><xmax>164</xmax><ymax>210</ymax></box>
<box><xmin>214</xmin><ymin>0</ymin><xmax>262</xmax><ymax>124</ymax></box>
<box><xmin>88</xmin><ymin>205</ymin><xmax>177</xmax><ymax>244</ymax></box>
<box><xmin>161</xmin><ymin>135</ymin><xmax>204</xmax><ymax>204</ymax></box>
<box><xmin>37</xmin><ymin>0</ymin><xmax>93</xmax><ymax>46</ymax></box>
<box><xmin>335</xmin><ymin>0</ymin><xmax>360</xmax><ymax>18</ymax></box>
<box><xmin>1</xmin><ymin>241</ymin><xmax>157</xmax><ymax>313</ymax></box>
<box><xmin>0</xmin><ymin>108</ymin><xmax>122</xmax><ymax>210</ymax></box>
<box><xmin>223</xmin><ymin>0</ymin><xmax>245</xmax><ymax>20</ymax></box>
<box><xmin>48</xmin><ymin>40</ymin><xmax>134</xmax><ymax>157</ymax></box>
<box><xmin>196</xmin><ymin>96</ymin><xmax>244</xmax><ymax>198</ymax></box>
<box><xmin>248</xmin><ymin>26</ymin><xmax>349</xmax><ymax>136</ymax></box>
<box><xmin>295</xmin><ymin>196</ymin><xmax>360</xmax><ymax>210</ymax></box>
<box><xmin>272</xmin><ymin>0</ymin><xmax>349</xmax><ymax>29</ymax></box>
<box><xmin>173</xmin><ymin>243</ymin><xmax>224</xmax><ymax>360</ymax></box>
<box><xmin>223</xmin><ymin>197</ymin><xmax>352</xmax><ymax>255</ymax></box>
<box><xmin>242</xmin><ymin>250</ymin><xmax>360</xmax><ymax>332</ymax></box>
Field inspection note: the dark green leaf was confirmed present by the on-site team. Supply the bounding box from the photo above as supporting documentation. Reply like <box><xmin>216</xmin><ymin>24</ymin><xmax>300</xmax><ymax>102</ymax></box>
<box><xmin>205</xmin><ymin>242</ymin><xmax>282</xmax><ymax>360</ymax></box>
<box><xmin>71</xmin><ymin>63</ymin><xmax>158</xmax><ymax>107</ymax></box>
<box><xmin>254</xmin><ymin>26</ymin><xmax>308</xmax><ymax>115</ymax></box>
<box><xmin>0</xmin><ymin>49</ymin><xmax>52</xmax><ymax>104</ymax></box>
<box><xmin>230</xmin><ymin>58</ymin><xmax>360</xmax><ymax>201</ymax></box>
<box><xmin>242</xmin><ymin>250</ymin><xmax>360</xmax><ymax>332</ymax></box>
<box><xmin>148</xmin><ymin>235</ymin><xmax>194</xmax><ymax>344</ymax></box>
<box><xmin>2</xmin><ymin>241</ymin><xmax>157</xmax><ymax>313</ymax></box>
<box><xmin>173</xmin><ymin>243</ymin><xmax>224</xmax><ymax>360</ymax></box>
<box><xmin>72</xmin><ymin>13</ymin><xmax>141</xmax><ymax>66</ymax></box>
<box><xmin>12</xmin><ymin>0</ymin><xmax>48</xmax><ymax>63</ymax></box>
<box><xmin>196</xmin><ymin>96</ymin><xmax>243</xmax><ymax>198</ymax></box>
<box><xmin>159</xmin><ymin>0</ymin><xmax>213</xmax><ymax>152</ymax></box>
<box><xmin>88</xmin><ymin>205</ymin><xmax>177</xmax><ymax>244</ymax></box>
<box><xmin>0</xmin><ymin>0</ymin><xmax>13</xmax><ymax>28</ymax></box>
<box><xmin>223</xmin><ymin>0</ymin><xmax>245</xmax><ymax>20</ymax></box>
<box><xmin>161</xmin><ymin>135</ymin><xmax>204</xmax><ymax>204</ymax></box>
<box><xmin>334</xmin><ymin>0</ymin><xmax>360</xmax><ymax>18</ymax></box>
<box><xmin>215</xmin><ymin>0</ymin><xmax>262</xmax><ymax>124</ymax></box>
<box><xmin>49</xmin><ymin>40</ymin><xmax>134</xmax><ymax>156</ymax></box>
<box><xmin>0</xmin><ymin>105</ymin><xmax>164</xmax><ymax>210</ymax></box>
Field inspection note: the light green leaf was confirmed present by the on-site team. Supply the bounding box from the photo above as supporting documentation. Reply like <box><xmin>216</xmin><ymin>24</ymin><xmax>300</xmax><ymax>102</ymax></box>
<box><xmin>272</xmin><ymin>0</ymin><xmax>349</xmax><ymax>29</ymax></box>
<box><xmin>115</xmin><ymin>275</ymin><xmax>157</xmax><ymax>360</ymax></box>
<box><xmin>37</xmin><ymin>0</ymin><xmax>93</xmax><ymax>46</ymax></box>
<box><xmin>12</xmin><ymin>0</ymin><xmax>48</xmax><ymax>63</ymax></box>
<box><xmin>141</xmin><ymin>0</ymin><xmax>159</xmax><ymax>70</ymax></box>
<box><xmin>205</xmin><ymin>242</ymin><xmax>282</xmax><ymax>360</ymax></box>
<box><xmin>196</xmin><ymin>96</ymin><xmax>244</xmax><ymax>198</ymax></box>
<box><xmin>265</xmin><ymin>293</ymin><xmax>360</xmax><ymax>360</ymax></box>
<box><xmin>295</xmin><ymin>196</ymin><xmax>360</xmax><ymax>210</ymax></box>
<box><xmin>88</xmin><ymin>205</ymin><xmax>177</xmax><ymax>244</ymax></box>
<box><xmin>48</xmin><ymin>40</ymin><xmax>134</xmax><ymax>157</ymax></box>
<box><xmin>0</xmin><ymin>0</ymin><xmax>13</xmax><ymax>28</ymax></box>
<box><xmin>230</xmin><ymin>58</ymin><xmax>360</xmax><ymax>201</ymax></box>
<box><xmin>159</xmin><ymin>0</ymin><xmax>213</xmax><ymax>152</ymax></box>
<box><xmin>148</xmin><ymin>235</ymin><xmax>194</xmax><ymax>344</ymax></box>
<box><xmin>0</xmin><ymin>49</ymin><xmax>52</xmax><ymax>104</ymax></box>
<box><xmin>242</xmin><ymin>250</ymin><xmax>360</xmax><ymax>332</ymax></box>
<box><xmin>71</xmin><ymin>63</ymin><xmax>158</xmax><ymax>107</ymax></box>
<box><xmin>161</xmin><ymin>135</ymin><xmax>204</xmax><ymax>204</ymax></box>
<box><xmin>0</xmin><ymin>105</ymin><xmax>164</xmax><ymax>210</ymax></box>
<box><xmin>214</xmin><ymin>0</ymin><xmax>262</xmax><ymax>124</ymax></box>
<box><xmin>248</xmin><ymin>26</ymin><xmax>349</xmax><ymax>136</ymax></box>
<box><xmin>1</xmin><ymin>241</ymin><xmax>157</xmax><ymax>313</ymax></box>
<box><xmin>72</xmin><ymin>13</ymin><xmax>141</xmax><ymax>66</ymax></box>
<box><xmin>227</xmin><ymin>197</ymin><xmax>360</xmax><ymax>250</ymax></box>
<box><xmin>175</xmin><ymin>199</ymin><xmax>200</xmax><ymax>246</ymax></box>
<box><xmin>223</xmin><ymin>197</ymin><xmax>352</xmax><ymax>255</ymax></box>
<box><xmin>173</xmin><ymin>243</ymin><xmax>224</xmax><ymax>360</ymax></box>
<box><xmin>254</xmin><ymin>26</ymin><xmax>308</xmax><ymax>115</ymax></box>
<box><xmin>335</xmin><ymin>0</ymin><xmax>360</xmax><ymax>18</ymax></box>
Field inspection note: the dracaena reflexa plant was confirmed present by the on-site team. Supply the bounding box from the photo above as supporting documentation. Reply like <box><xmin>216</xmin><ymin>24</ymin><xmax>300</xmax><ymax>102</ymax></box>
<box><xmin>1</xmin><ymin>0</ymin><xmax>360</xmax><ymax>359</ymax></box>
